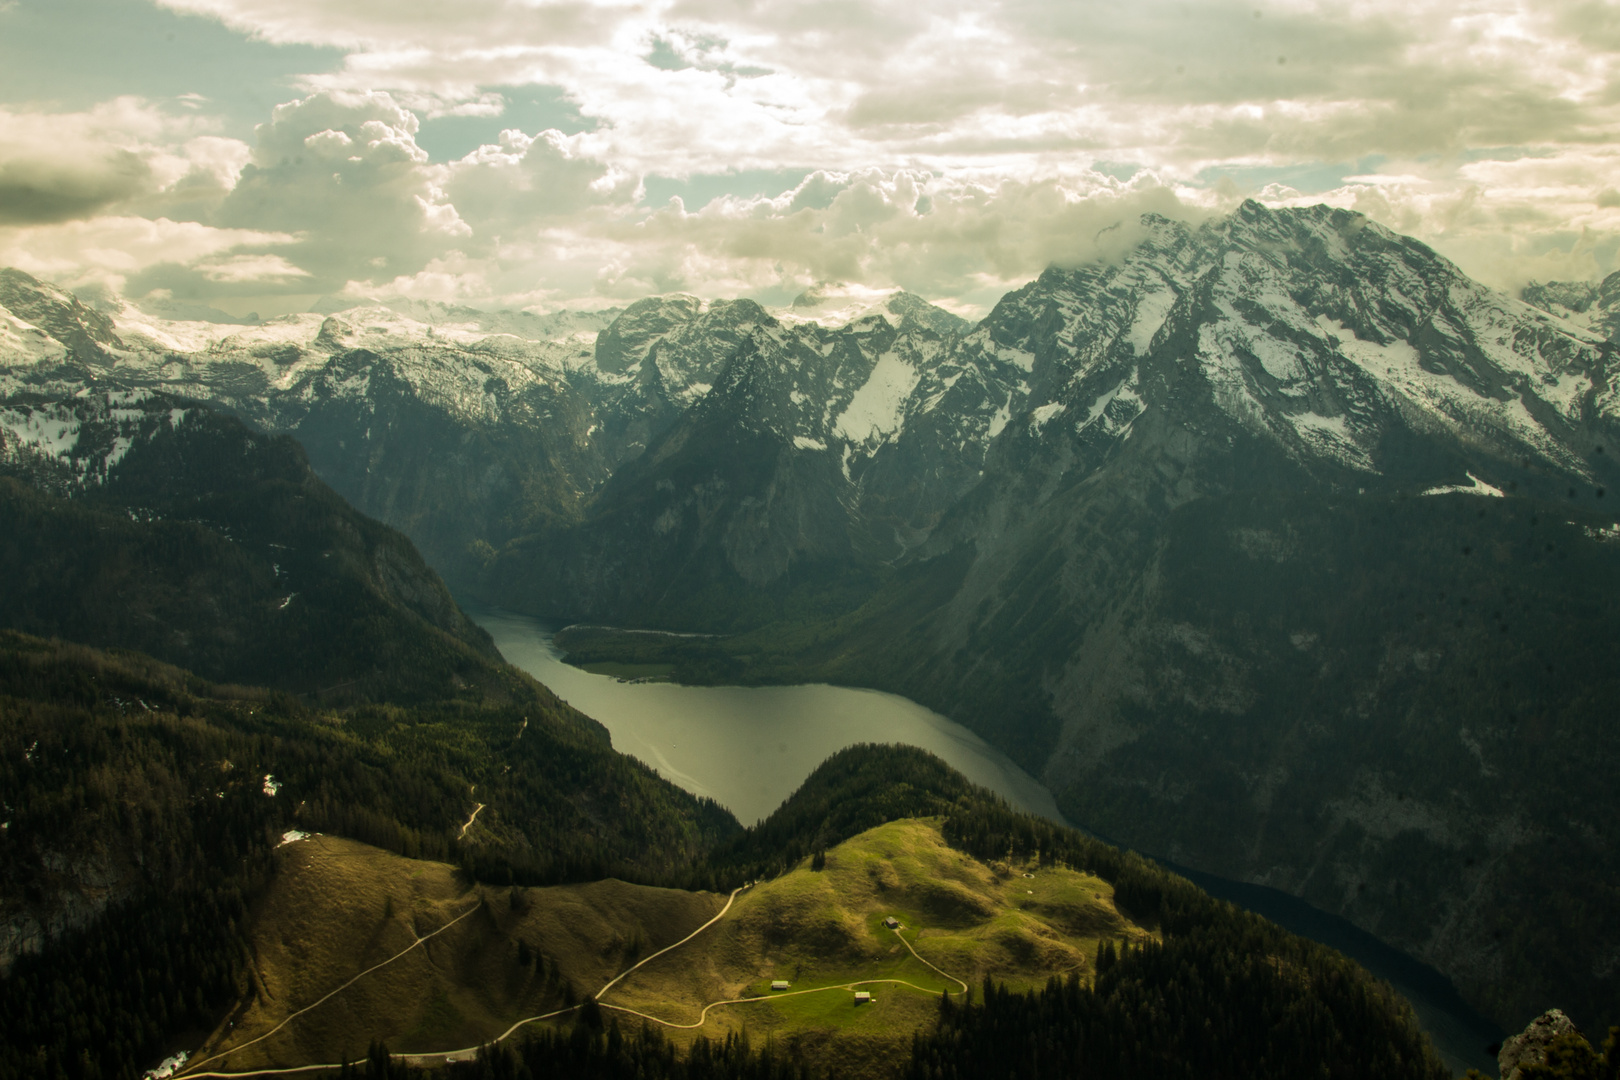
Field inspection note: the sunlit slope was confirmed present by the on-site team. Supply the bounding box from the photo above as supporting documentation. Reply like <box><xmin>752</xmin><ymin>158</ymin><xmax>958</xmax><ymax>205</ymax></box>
<box><xmin>194</xmin><ymin>820</ymin><xmax>1151</xmax><ymax>1075</ymax></box>
<box><xmin>611</xmin><ymin>817</ymin><xmax>1147</xmax><ymax>1009</ymax></box>
<box><xmin>191</xmin><ymin>834</ymin><xmax>723</xmax><ymax>1073</ymax></box>
<box><xmin>603</xmin><ymin>817</ymin><xmax>1152</xmax><ymax>1080</ymax></box>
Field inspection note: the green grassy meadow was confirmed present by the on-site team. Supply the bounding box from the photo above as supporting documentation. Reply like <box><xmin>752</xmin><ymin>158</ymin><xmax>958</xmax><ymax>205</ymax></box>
<box><xmin>192</xmin><ymin>819</ymin><xmax>1152</xmax><ymax>1079</ymax></box>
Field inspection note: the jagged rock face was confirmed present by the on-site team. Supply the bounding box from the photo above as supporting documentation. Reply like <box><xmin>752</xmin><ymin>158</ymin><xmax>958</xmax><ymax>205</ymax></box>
<box><xmin>0</xmin><ymin>268</ymin><xmax>122</xmax><ymax>368</ymax></box>
<box><xmin>872</xmin><ymin>205</ymin><xmax>1620</xmax><ymax>1028</ymax></box>
<box><xmin>1499</xmin><ymin>1009</ymin><xmax>1582</xmax><ymax>1080</ymax></box>
<box><xmin>1524</xmin><ymin>272</ymin><xmax>1620</xmax><ymax>344</ymax></box>
<box><xmin>593</xmin><ymin>293</ymin><xmax>703</xmax><ymax>375</ymax></box>
<box><xmin>498</xmin><ymin>299</ymin><xmax>969</xmax><ymax>624</ymax></box>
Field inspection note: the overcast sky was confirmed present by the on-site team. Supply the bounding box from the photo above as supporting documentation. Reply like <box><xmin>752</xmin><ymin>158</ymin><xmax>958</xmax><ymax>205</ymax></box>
<box><xmin>1</xmin><ymin>0</ymin><xmax>1617</xmax><ymax>317</ymax></box>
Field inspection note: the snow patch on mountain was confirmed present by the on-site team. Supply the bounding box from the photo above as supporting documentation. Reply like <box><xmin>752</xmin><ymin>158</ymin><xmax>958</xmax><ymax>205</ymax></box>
<box><xmin>1422</xmin><ymin>472</ymin><xmax>1506</xmax><ymax>498</ymax></box>
<box><xmin>1289</xmin><ymin>411</ymin><xmax>1373</xmax><ymax>471</ymax></box>
<box><xmin>996</xmin><ymin>345</ymin><xmax>1036</xmax><ymax>373</ymax></box>
<box><xmin>0</xmin><ymin>395</ymin><xmax>189</xmax><ymax>485</ymax></box>
<box><xmin>1125</xmin><ymin>289</ymin><xmax>1175</xmax><ymax>354</ymax></box>
<box><xmin>1078</xmin><ymin>377</ymin><xmax>1144</xmax><ymax>439</ymax></box>
<box><xmin>834</xmin><ymin>350</ymin><xmax>920</xmax><ymax>445</ymax></box>
<box><xmin>0</xmin><ymin>308</ymin><xmax>69</xmax><ymax>365</ymax></box>
<box><xmin>0</xmin><ymin>407</ymin><xmax>82</xmax><ymax>459</ymax></box>
<box><xmin>987</xmin><ymin>396</ymin><xmax>1012</xmax><ymax>439</ymax></box>
<box><xmin>1029</xmin><ymin>401</ymin><xmax>1064</xmax><ymax>432</ymax></box>
<box><xmin>1314</xmin><ymin>315</ymin><xmax>1588</xmax><ymax>476</ymax></box>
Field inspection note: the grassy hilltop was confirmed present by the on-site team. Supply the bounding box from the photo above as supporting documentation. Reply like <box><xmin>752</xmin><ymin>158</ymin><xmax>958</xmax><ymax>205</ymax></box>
<box><xmin>194</xmin><ymin>818</ymin><xmax>1154</xmax><ymax>1080</ymax></box>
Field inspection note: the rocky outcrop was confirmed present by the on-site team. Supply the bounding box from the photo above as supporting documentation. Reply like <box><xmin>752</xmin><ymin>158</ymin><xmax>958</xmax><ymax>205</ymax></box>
<box><xmin>0</xmin><ymin>846</ymin><xmax>133</xmax><ymax>973</ymax></box>
<box><xmin>1499</xmin><ymin>1009</ymin><xmax>1582</xmax><ymax>1080</ymax></box>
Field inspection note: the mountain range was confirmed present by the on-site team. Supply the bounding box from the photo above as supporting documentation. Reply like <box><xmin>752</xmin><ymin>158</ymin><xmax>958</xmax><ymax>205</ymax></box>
<box><xmin>2</xmin><ymin>201</ymin><xmax>1617</xmax><ymax>1035</ymax></box>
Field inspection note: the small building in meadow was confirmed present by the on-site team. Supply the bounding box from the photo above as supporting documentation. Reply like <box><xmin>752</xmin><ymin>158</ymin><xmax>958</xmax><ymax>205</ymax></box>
<box><xmin>854</xmin><ymin>991</ymin><xmax>872</xmax><ymax>1005</ymax></box>
<box><xmin>771</xmin><ymin>980</ymin><xmax>790</xmax><ymax>991</ymax></box>
<box><xmin>883</xmin><ymin>916</ymin><xmax>899</xmax><ymax>929</ymax></box>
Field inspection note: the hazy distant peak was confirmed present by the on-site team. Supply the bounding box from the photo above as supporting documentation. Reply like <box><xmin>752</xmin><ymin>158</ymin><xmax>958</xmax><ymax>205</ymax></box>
<box><xmin>1521</xmin><ymin>271</ymin><xmax>1620</xmax><ymax>343</ymax></box>
<box><xmin>1522</xmin><ymin>280</ymin><xmax>1599</xmax><ymax>315</ymax></box>
<box><xmin>778</xmin><ymin>283</ymin><xmax>967</xmax><ymax>335</ymax></box>
<box><xmin>306</xmin><ymin>294</ymin><xmax>620</xmax><ymax>343</ymax></box>
<box><xmin>0</xmin><ymin>268</ymin><xmax>124</xmax><ymax>362</ymax></box>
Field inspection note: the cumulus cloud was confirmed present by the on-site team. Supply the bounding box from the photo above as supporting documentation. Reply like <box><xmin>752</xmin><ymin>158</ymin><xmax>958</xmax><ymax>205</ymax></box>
<box><xmin>146</xmin><ymin>0</ymin><xmax>1620</xmax><ymax>176</ymax></box>
<box><xmin>2</xmin><ymin>0</ymin><xmax>1616</xmax><ymax>311</ymax></box>
<box><xmin>0</xmin><ymin>215</ymin><xmax>296</xmax><ymax>298</ymax></box>
<box><xmin>214</xmin><ymin>91</ymin><xmax>469</xmax><ymax>290</ymax></box>
<box><xmin>599</xmin><ymin>170</ymin><xmax>1195</xmax><ymax>306</ymax></box>
<box><xmin>0</xmin><ymin>100</ymin><xmax>187</xmax><ymax>225</ymax></box>
<box><xmin>445</xmin><ymin>127</ymin><xmax>639</xmax><ymax>234</ymax></box>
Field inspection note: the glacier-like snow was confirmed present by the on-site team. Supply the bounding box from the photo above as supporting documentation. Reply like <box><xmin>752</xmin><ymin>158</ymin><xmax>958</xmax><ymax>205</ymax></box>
<box><xmin>1422</xmin><ymin>472</ymin><xmax>1506</xmax><ymax>498</ymax></box>
<box><xmin>1125</xmin><ymin>289</ymin><xmax>1175</xmax><ymax>355</ymax></box>
<box><xmin>833</xmin><ymin>351</ymin><xmax>920</xmax><ymax>445</ymax></box>
<box><xmin>1029</xmin><ymin>402</ymin><xmax>1064</xmax><ymax>432</ymax></box>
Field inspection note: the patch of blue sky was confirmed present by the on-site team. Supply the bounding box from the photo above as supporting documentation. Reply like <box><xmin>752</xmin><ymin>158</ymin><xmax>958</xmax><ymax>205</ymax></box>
<box><xmin>0</xmin><ymin>0</ymin><xmax>344</xmax><ymax>138</ymax></box>
<box><xmin>414</xmin><ymin>87</ymin><xmax>596</xmax><ymax>162</ymax></box>
<box><xmin>642</xmin><ymin>170</ymin><xmax>812</xmax><ymax>211</ymax></box>
<box><xmin>644</xmin><ymin>37</ymin><xmax>690</xmax><ymax>72</ymax></box>
<box><xmin>1195</xmin><ymin>156</ymin><xmax>1387</xmax><ymax>195</ymax></box>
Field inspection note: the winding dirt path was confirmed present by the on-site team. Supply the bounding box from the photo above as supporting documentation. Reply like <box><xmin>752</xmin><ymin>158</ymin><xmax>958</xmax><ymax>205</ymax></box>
<box><xmin>595</xmin><ymin>884</ymin><xmax>748</xmax><ymax>999</ymax></box>
<box><xmin>594</xmin><ymin>918</ymin><xmax>969</xmax><ymax>1031</ymax></box>
<box><xmin>179</xmin><ymin>901</ymin><xmax>483</xmax><ymax>1076</ymax></box>
<box><xmin>889</xmin><ymin>925</ymin><xmax>969</xmax><ymax>993</ymax></box>
<box><xmin>174</xmin><ymin>882</ymin><xmax>968</xmax><ymax>1077</ymax></box>
<box><xmin>177</xmin><ymin>885</ymin><xmax>749</xmax><ymax>1078</ymax></box>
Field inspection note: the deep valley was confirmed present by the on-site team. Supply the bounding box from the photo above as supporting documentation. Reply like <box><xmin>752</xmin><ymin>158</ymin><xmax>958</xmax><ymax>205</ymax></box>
<box><xmin>2</xmin><ymin>201</ymin><xmax>1618</xmax><ymax>1080</ymax></box>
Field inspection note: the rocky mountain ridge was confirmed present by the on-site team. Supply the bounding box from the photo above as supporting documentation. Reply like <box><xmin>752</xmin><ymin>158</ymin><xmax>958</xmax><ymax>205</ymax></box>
<box><xmin>0</xmin><ymin>391</ymin><xmax>503</xmax><ymax>699</ymax></box>
<box><xmin>3</xmin><ymin>202</ymin><xmax>1618</xmax><ymax>1031</ymax></box>
<box><xmin>1522</xmin><ymin>271</ymin><xmax>1620</xmax><ymax>345</ymax></box>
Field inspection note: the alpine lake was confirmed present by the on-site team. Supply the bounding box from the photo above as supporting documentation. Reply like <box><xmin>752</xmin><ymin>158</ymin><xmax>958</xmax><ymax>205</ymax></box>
<box><xmin>469</xmin><ymin>606</ymin><xmax>1502</xmax><ymax>1077</ymax></box>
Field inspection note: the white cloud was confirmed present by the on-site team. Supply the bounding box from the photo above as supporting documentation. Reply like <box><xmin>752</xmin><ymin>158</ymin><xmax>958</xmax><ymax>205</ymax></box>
<box><xmin>195</xmin><ymin>253</ymin><xmax>312</xmax><ymax>283</ymax></box>
<box><xmin>145</xmin><ymin>0</ymin><xmax>1620</xmax><ymax>176</ymax></box>
<box><xmin>0</xmin><ymin>0</ymin><xmax>1614</xmax><ymax>310</ymax></box>
<box><xmin>211</xmin><ymin>91</ymin><xmax>469</xmax><ymax>288</ymax></box>
<box><xmin>0</xmin><ymin>215</ymin><xmax>296</xmax><ymax>297</ymax></box>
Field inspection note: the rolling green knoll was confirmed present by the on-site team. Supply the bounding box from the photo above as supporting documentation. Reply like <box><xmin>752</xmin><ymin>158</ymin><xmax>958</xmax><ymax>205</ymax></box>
<box><xmin>196</xmin><ymin>819</ymin><xmax>1144</xmax><ymax>1079</ymax></box>
<box><xmin>181</xmin><ymin>745</ymin><xmax>1451</xmax><ymax>1080</ymax></box>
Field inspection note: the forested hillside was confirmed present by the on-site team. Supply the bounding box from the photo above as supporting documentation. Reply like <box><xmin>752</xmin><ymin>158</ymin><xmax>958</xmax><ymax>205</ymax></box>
<box><xmin>0</xmin><ymin>632</ymin><xmax>737</xmax><ymax>1080</ymax></box>
<box><xmin>0</xmin><ymin>394</ymin><xmax>500</xmax><ymax>703</ymax></box>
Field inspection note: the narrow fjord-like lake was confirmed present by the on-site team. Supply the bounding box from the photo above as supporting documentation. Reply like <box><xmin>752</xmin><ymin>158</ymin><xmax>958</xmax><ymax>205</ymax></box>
<box><xmin>469</xmin><ymin>606</ymin><xmax>1065</xmax><ymax>826</ymax></box>
<box><xmin>470</xmin><ymin>606</ymin><xmax>1501</xmax><ymax>1076</ymax></box>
